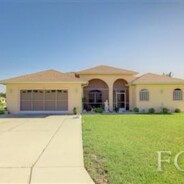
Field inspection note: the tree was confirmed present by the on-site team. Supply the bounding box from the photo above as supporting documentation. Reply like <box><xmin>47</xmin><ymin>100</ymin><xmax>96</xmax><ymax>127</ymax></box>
<box><xmin>163</xmin><ymin>72</ymin><xmax>173</xmax><ymax>78</ymax></box>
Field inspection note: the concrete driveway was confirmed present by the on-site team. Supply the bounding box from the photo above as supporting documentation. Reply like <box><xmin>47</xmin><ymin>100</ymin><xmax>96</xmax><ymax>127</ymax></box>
<box><xmin>0</xmin><ymin>115</ymin><xmax>94</xmax><ymax>184</ymax></box>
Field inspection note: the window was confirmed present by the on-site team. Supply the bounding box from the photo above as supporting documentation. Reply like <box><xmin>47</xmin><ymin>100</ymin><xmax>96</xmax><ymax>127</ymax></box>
<box><xmin>140</xmin><ymin>89</ymin><xmax>149</xmax><ymax>101</ymax></box>
<box><xmin>88</xmin><ymin>90</ymin><xmax>102</xmax><ymax>104</ymax></box>
<box><xmin>173</xmin><ymin>89</ymin><xmax>182</xmax><ymax>101</ymax></box>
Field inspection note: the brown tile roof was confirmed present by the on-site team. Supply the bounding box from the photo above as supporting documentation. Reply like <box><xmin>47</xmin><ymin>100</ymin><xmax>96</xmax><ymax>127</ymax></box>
<box><xmin>77</xmin><ymin>65</ymin><xmax>138</xmax><ymax>75</ymax></box>
<box><xmin>131</xmin><ymin>73</ymin><xmax>184</xmax><ymax>84</ymax></box>
<box><xmin>0</xmin><ymin>69</ymin><xmax>87</xmax><ymax>84</ymax></box>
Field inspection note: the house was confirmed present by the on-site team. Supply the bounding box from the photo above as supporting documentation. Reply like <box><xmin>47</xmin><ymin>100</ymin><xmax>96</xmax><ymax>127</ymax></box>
<box><xmin>0</xmin><ymin>65</ymin><xmax>184</xmax><ymax>114</ymax></box>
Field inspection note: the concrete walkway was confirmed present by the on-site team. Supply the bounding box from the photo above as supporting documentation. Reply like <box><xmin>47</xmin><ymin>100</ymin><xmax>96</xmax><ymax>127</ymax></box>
<box><xmin>0</xmin><ymin>116</ymin><xmax>94</xmax><ymax>184</ymax></box>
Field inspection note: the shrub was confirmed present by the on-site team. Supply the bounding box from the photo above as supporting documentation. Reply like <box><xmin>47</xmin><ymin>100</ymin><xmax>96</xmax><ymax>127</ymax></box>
<box><xmin>133</xmin><ymin>107</ymin><xmax>139</xmax><ymax>113</ymax></box>
<box><xmin>94</xmin><ymin>107</ymin><xmax>103</xmax><ymax>113</ymax></box>
<box><xmin>175</xmin><ymin>108</ymin><xmax>181</xmax><ymax>113</ymax></box>
<box><xmin>0</xmin><ymin>110</ymin><xmax>4</xmax><ymax>115</ymax></box>
<box><xmin>73</xmin><ymin>107</ymin><xmax>77</xmax><ymax>115</ymax></box>
<box><xmin>162</xmin><ymin>108</ymin><xmax>170</xmax><ymax>114</ymax></box>
<box><xmin>0</xmin><ymin>103</ymin><xmax>4</xmax><ymax>115</ymax></box>
<box><xmin>148</xmin><ymin>108</ymin><xmax>155</xmax><ymax>114</ymax></box>
<box><xmin>114</xmin><ymin>106</ymin><xmax>119</xmax><ymax>113</ymax></box>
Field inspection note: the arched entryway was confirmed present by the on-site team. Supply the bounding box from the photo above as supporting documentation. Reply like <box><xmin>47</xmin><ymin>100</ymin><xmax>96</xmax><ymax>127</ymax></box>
<box><xmin>83</xmin><ymin>79</ymin><xmax>109</xmax><ymax>111</ymax></box>
<box><xmin>113</xmin><ymin>79</ymin><xmax>129</xmax><ymax>111</ymax></box>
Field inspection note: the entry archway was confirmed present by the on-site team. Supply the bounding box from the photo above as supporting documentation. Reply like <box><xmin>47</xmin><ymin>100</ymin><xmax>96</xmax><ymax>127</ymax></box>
<box><xmin>83</xmin><ymin>79</ymin><xmax>109</xmax><ymax>111</ymax></box>
<box><xmin>113</xmin><ymin>79</ymin><xmax>129</xmax><ymax>111</ymax></box>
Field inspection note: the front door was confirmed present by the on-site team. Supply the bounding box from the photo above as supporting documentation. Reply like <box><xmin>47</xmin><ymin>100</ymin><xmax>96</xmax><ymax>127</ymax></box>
<box><xmin>116</xmin><ymin>91</ymin><xmax>126</xmax><ymax>111</ymax></box>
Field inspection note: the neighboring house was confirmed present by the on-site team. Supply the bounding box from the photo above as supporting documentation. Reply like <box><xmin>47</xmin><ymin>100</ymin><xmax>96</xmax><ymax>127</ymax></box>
<box><xmin>0</xmin><ymin>65</ymin><xmax>184</xmax><ymax>114</ymax></box>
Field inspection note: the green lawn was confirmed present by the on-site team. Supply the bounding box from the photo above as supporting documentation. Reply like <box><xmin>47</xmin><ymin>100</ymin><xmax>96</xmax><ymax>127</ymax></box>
<box><xmin>82</xmin><ymin>114</ymin><xmax>184</xmax><ymax>184</ymax></box>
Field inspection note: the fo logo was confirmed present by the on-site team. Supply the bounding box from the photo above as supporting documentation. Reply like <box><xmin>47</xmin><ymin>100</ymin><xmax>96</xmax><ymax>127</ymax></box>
<box><xmin>157</xmin><ymin>151</ymin><xmax>184</xmax><ymax>172</ymax></box>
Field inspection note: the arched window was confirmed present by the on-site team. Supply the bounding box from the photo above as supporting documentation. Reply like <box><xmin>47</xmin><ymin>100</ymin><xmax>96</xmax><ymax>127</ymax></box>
<box><xmin>173</xmin><ymin>89</ymin><xmax>182</xmax><ymax>101</ymax></box>
<box><xmin>140</xmin><ymin>89</ymin><xmax>149</xmax><ymax>101</ymax></box>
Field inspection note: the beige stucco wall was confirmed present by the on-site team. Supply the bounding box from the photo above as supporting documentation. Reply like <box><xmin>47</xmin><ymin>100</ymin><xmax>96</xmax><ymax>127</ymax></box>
<box><xmin>133</xmin><ymin>84</ymin><xmax>184</xmax><ymax>112</ymax></box>
<box><xmin>129</xmin><ymin>85</ymin><xmax>136</xmax><ymax>109</ymax></box>
<box><xmin>79</xmin><ymin>74</ymin><xmax>135</xmax><ymax>84</ymax></box>
<box><xmin>6</xmin><ymin>83</ymin><xmax>83</xmax><ymax>114</ymax></box>
<box><xmin>79</xmin><ymin>74</ymin><xmax>136</xmax><ymax>111</ymax></box>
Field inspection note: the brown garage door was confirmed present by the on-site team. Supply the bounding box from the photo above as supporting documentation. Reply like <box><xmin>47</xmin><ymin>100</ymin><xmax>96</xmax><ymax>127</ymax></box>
<box><xmin>20</xmin><ymin>90</ymin><xmax>68</xmax><ymax>111</ymax></box>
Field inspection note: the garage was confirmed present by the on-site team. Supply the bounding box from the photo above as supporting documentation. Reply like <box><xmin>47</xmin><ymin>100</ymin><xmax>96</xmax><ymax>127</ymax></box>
<box><xmin>20</xmin><ymin>90</ymin><xmax>68</xmax><ymax>112</ymax></box>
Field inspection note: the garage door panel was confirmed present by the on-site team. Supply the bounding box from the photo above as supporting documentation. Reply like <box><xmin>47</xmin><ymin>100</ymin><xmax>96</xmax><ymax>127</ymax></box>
<box><xmin>20</xmin><ymin>90</ymin><xmax>32</xmax><ymax>111</ymax></box>
<box><xmin>32</xmin><ymin>90</ymin><xmax>44</xmax><ymax>111</ymax></box>
<box><xmin>21</xmin><ymin>90</ymin><xmax>32</xmax><ymax>101</ymax></box>
<box><xmin>57</xmin><ymin>90</ymin><xmax>68</xmax><ymax>99</ymax></box>
<box><xmin>33</xmin><ymin>101</ymin><xmax>44</xmax><ymax>111</ymax></box>
<box><xmin>45</xmin><ymin>101</ymin><xmax>56</xmax><ymax>111</ymax></box>
<box><xmin>20</xmin><ymin>101</ymin><xmax>32</xmax><ymax>111</ymax></box>
<box><xmin>57</xmin><ymin>101</ymin><xmax>68</xmax><ymax>111</ymax></box>
<box><xmin>45</xmin><ymin>90</ymin><xmax>56</xmax><ymax>101</ymax></box>
<box><xmin>33</xmin><ymin>90</ymin><xmax>44</xmax><ymax>100</ymax></box>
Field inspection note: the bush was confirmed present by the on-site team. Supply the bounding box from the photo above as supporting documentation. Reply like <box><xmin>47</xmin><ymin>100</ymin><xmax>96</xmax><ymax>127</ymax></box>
<box><xmin>94</xmin><ymin>107</ymin><xmax>103</xmax><ymax>113</ymax></box>
<box><xmin>0</xmin><ymin>110</ymin><xmax>4</xmax><ymax>115</ymax></box>
<box><xmin>175</xmin><ymin>108</ymin><xmax>181</xmax><ymax>113</ymax></box>
<box><xmin>133</xmin><ymin>107</ymin><xmax>139</xmax><ymax>113</ymax></box>
<box><xmin>73</xmin><ymin>107</ymin><xmax>78</xmax><ymax>115</ymax></box>
<box><xmin>114</xmin><ymin>106</ymin><xmax>119</xmax><ymax>113</ymax></box>
<box><xmin>0</xmin><ymin>103</ymin><xmax>4</xmax><ymax>114</ymax></box>
<box><xmin>148</xmin><ymin>108</ymin><xmax>155</xmax><ymax>114</ymax></box>
<box><xmin>162</xmin><ymin>108</ymin><xmax>170</xmax><ymax>114</ymax></box>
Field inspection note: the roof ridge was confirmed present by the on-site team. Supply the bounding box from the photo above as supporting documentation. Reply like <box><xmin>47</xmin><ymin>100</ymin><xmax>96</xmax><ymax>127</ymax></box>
<box><xmin>130</xmin><ymin>73</ymin><xmax>148</xmax><ymax>83</ymax></box>
<box><xmin>0</xmin><ymin>69</ymin><xmax>87</xmax><ymax>84</ymax></box>
<box><xmin>77</xmin><ymin>65</ymin><xmax>138</xmax><ymax>74</ymax></box>
<box><xmin>144</xmin><ymin>72</ymin><xmax>184</xmax><ymax>80</ymax></box>
<box><xmin>0</xmin><ymin>69</ymin><xmax>62</xmax><ymax>82</ymax></box>
<box><xmin>131</xmin><ymin>72</ymin><xmax>184</xmax><ymax>84</ymax></box>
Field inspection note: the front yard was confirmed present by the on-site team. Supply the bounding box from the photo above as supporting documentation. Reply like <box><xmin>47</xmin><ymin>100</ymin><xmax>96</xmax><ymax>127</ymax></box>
<box><xmin>82</xmin><ymin>114</ymin><xmax>184</xmax><ymax>184</ymax></box>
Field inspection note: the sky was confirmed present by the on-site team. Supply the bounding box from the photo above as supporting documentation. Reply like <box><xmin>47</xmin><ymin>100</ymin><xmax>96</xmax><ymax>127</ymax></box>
<box><xmin>0</xmin><ymin>0</ymin><xmax>184</xmax><ymax>92</ymax></box>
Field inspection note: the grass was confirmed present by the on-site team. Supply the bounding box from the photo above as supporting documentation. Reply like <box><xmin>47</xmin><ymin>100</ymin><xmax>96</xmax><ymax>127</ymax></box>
<box><xmin>82</xmin><ymin>114</ymin><xmax>184</xmax><ymax>184</ymax></box>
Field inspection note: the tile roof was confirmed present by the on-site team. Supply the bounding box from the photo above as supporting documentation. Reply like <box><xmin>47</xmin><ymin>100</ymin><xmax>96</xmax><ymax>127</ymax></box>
<box><xmin>0</xmin><ymin>69</ymin><xmax>87</xmax><ymax>84</ymax></box>
<box><xmin>131</xmin><ymin>73</ymin><xmax>184</xmax><ymax>84</ymax></box>
<box><xmin>77</xmin><ymin>65</ymin><xmax>138</xmax><ymax>75</ymax></box>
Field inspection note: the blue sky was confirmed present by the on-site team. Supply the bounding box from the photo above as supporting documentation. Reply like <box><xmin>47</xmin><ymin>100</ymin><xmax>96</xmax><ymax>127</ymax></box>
<box><xmin>0</xmin><ymin>0</ymin><xmax>184</xmax><ymax>92</ymax></box>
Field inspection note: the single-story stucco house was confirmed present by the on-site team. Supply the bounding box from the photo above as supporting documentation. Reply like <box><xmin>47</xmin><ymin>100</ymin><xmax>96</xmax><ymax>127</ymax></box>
<box><xmin>0</xmin><ymin>65</ymin><xmax>184</xmax><ymax>114</ymax></box>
